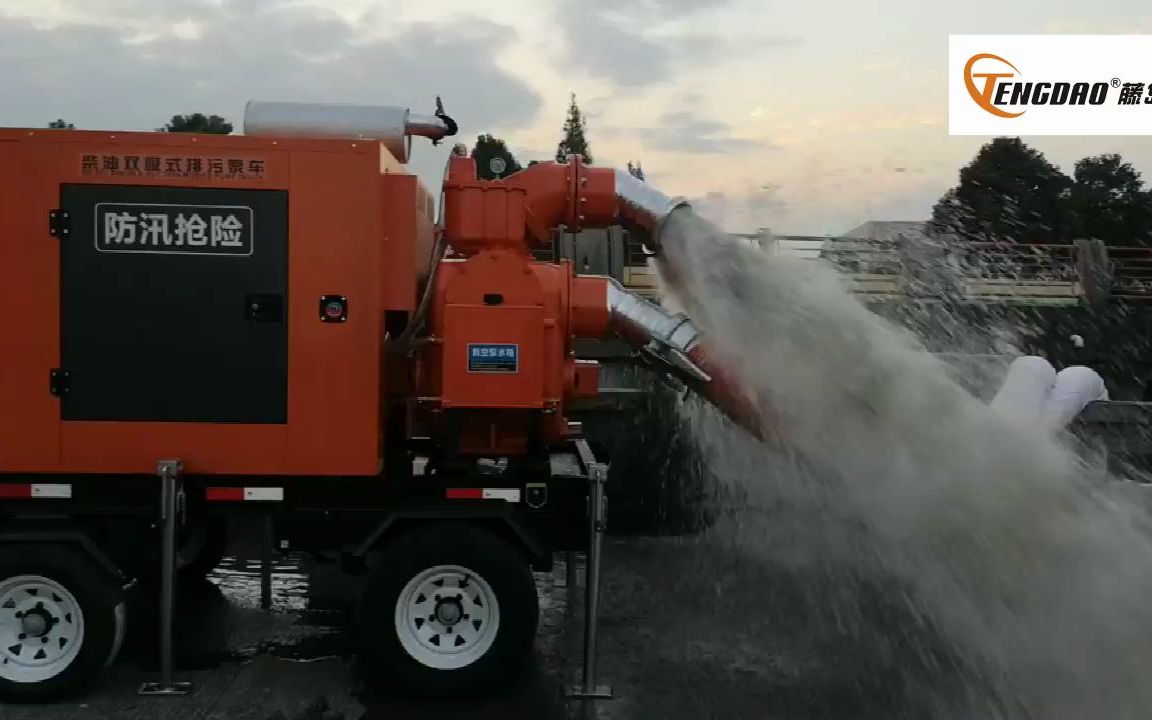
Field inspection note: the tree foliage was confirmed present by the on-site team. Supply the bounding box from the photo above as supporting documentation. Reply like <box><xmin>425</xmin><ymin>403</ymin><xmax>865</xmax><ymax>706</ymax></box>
<box><xmin>555</xmin><ymin>93</ymin><xmax>592</xmax><ymax>164</ymax></box>
<box><xmin>931</xmin><ymin>138</ymin><xmax>1152</xmax><ymax>246</ymax></box>
<box><xmin>930</xmin><ymin>137</ymin><xmax>1071</xmax><ymax>244</ymax></box>
<box><xmin>470</xmin><ymin>134</ymin><xmax>522</xmax><ymax>180</ymax></box>
<box><xmin>1069</xmin><ymin>154</ymin><xmax>1152</xmax><ymax>246</ymax></box>
<box><xmin>627</xmin><ymin>161</ymin><xmax>645</xmax><ymax>181</ymax></box>
<box><xmin>164</xmin><ymin>113</ymin><xmax>233</xmax><ymax>134</ymax></box>
<box><xmin>47</xmin><ymin>119</ymin><xmax>74</xmax><ymax>129</ymax></box>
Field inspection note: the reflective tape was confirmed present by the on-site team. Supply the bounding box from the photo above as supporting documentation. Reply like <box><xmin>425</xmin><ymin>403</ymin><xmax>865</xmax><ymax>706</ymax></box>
<box><xmin>0</xmin><ymin>484</ymin><xmax>72</xmax><ymax>499</ymax></box>
<box><xmin>445</xmin><ymin>487</ymin><xmax>521</xmax><ymax>502</ymax></box>
<box><xmin>206</xmin><ymin>487</ymin><xmax>283</xmax><ymax>502</ymax></box>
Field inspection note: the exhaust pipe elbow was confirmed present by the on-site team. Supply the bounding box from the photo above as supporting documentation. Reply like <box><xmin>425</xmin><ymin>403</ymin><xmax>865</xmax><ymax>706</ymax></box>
<box><xmin>405</xmin><ymin>112</ymin><xmax>458</xmax><ymax>143</ymax></box>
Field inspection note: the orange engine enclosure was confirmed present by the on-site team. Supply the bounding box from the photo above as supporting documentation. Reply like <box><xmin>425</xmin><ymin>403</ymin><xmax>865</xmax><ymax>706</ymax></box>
<box><xmin>414</xmin><ymin>251</ymin><xmax>607</xmax><ymax>455</ymax></box>
<box><xmin>0</xmin><ymin>129</ymin><xmax>434</xmax><ymax>476</ymax></box>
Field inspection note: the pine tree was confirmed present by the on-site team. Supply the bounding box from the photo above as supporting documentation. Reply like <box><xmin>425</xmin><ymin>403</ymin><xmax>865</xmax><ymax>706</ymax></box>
<box><xmin>627</xmin><ymin>161</ymin><xmax>645</xmax><ymax>181</ymax></box>
<box><xmin>555</xmin><ymin>93</ymin><xmax>592</xmax><ymax>164</ymax></box>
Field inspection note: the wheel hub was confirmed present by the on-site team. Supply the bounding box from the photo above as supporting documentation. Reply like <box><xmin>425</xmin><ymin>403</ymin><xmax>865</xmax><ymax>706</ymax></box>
<box><xmin>394</xmin><ymin>564</ymin><xmax>501</xmax><ymax>670</ymax></box>
<box><xmin>20</xmin><ymin>608</ymin><xmax>52</xmax><ymax>638</ymax></box>
<box><xmin>434</xmin><ymin>597</ymin><xmax>463</xmax><ymax>626</ymax></box>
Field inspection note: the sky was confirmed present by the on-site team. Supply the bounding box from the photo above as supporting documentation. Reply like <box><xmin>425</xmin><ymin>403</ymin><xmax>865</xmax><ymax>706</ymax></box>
<box><xmin>2</xmin><ymin>0</ymin><xmax>1152</xmax><ymax>235</ymax></box>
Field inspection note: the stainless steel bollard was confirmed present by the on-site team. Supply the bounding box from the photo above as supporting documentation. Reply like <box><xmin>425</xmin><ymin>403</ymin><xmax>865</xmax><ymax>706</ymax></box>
<box><xmin>139</xmin><ymin>459</ymin><xmax>193</xmax><ymax>696</ymax></box>
<box><xmin>564</xmin><ymin>462</ymin><xmax>613</xmax><ymax>699</ymax></box>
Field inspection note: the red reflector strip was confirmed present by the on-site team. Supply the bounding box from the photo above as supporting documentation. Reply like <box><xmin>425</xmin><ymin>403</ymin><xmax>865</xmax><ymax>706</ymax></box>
<box><xmin>446</xmin><ymin>488</ymin><xmax>484</xmax><ymax>500</ymax></box>
<box><xmin>206</xmin><ymin>487</ymin><xmax>245</xmax><ymax>501</ymax></box>
<box><xmin>0</xmin><ymin>484</ymin><xmax>71</xmax><ymax>499</ymax></box>
<box><xmin>205</xmin><ymin>487</ymin><xmax>283</xmax><ymax>502</ymax></box>
<box><xmin>446</xmin><ymin>488</ymin><xmax>521</xmax><ymax>502</ymax></box>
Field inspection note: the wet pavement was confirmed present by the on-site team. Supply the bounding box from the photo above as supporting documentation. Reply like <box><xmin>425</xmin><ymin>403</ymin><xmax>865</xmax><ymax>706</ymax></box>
<box><xmin>2</xmin><ymin>519</ymin><xmax>966</xmax><ymax>720</ymax></box>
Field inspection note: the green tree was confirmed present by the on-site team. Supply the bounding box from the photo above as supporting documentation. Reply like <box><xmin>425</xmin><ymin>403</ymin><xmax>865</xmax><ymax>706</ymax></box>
<box><xmin>627</xmin><ymin>161</ymin><xmax>645</xmax><ymax>181</ymax></box>
<box><xmin>47</xmin><ymin>119</ymin><xmax>74</xmax><ymax>129</ymax></box>
<box><xmin>1069</xmin><ymin>154</ymin><xmax>1152</xmax><ymax>247</ymax></box>
<box><xmin>164</xmin><ymin>113</ymin><xmax>233</xmax><ymax>134</ymax></box>
<box><xmin>470</xmin><ymin>134</ymin><xmax>523</xmax><ymax>180</ymax></box>
<box><xmin>555</xmin><ymin>93</ymin><xmax>592</xmax><ymax>164</ymax></box>
<box><xmin>930</xmin><ymin>137</ymin><xmax>1072</xmax><ymax>244</ymax></box>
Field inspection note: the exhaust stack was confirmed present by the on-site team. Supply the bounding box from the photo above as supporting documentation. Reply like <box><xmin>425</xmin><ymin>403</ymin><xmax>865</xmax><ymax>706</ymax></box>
<box><xmin>243</xmin><ymin>99</ymin><xmax>458</xmax><ymax>163</ymax></box>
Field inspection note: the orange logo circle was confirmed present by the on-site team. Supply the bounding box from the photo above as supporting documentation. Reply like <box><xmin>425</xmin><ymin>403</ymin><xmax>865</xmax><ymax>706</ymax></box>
<box><xmin>964</xmin><ymin>53</ymin><xmax>1025</xmax><ymax>118</ymax></box>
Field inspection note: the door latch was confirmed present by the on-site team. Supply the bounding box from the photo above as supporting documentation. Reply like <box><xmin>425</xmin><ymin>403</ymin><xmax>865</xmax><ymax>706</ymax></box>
<box><xmin>246</xmin><ymin>294</ymin><xmax>284</xmax><ymax>323</ymax></box>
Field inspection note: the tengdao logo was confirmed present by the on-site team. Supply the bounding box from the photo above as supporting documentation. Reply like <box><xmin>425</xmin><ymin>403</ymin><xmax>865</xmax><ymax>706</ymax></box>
<box><xmin>950</xmin><ymin>36</ymin><xmax>1152</xmax><ymax>136</ymax></box>
<box><xmin>963</xmin><ymin>53</ymin><xmax>1109</xmax><ymax>118</ymax></box>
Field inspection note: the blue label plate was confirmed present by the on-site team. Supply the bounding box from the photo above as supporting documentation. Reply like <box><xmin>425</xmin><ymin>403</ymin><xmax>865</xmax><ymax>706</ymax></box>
<box><xmin>468</xmin><ymin>343</ymin><xmax>519</xmax><ymax>373</ymax></box>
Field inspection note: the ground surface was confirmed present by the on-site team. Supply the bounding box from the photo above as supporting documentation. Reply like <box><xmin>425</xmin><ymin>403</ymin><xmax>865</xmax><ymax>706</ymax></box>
<box><xmin>2</xmin><ymin>519</ymin><xmax>960</xmax><ymax>720</ymax></box>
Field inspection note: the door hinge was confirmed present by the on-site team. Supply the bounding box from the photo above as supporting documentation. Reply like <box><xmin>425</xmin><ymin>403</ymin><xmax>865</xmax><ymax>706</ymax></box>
<box><xmin>49</xmin><ymin>368</ymin><xmax>70</xmax><ymax>397</ymax></box>
<box><xmin>48</xmin><ymin>210</ymin><xmax>71</xmax><ymax>238</ymax></box>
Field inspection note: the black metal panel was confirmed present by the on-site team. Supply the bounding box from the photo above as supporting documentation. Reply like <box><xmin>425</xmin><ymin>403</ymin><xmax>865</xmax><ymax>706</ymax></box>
<box><xmin>0</xmin><ymin>525</ymin><xmax>126</xmax><ymax>580</ymax></box>
<box><xmin>59</xmin><ymin>184</ymin><xmax>288</xmax><ymax>423</ymax></box>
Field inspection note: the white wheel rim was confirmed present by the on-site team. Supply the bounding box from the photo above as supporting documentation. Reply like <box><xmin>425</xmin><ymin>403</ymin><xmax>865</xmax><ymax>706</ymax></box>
<box><xmin>0</xmin><ymin>575</ymin><xmax>85</xmax><ymax>683</ymax></box>
<box><xmin>394</xmin><ymin>564</ymin><xmax>500</xmax><ymax>670</ymax></box>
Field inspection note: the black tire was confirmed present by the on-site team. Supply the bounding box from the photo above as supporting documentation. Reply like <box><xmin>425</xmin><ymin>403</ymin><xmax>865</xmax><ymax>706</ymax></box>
<box><xmin>180</xmin><ymin>517</ymin><xmax>229</xmax><ymax>579</ymax></box>
<box><xmin>357</xmin><ymin>523</ymin><xmax>538</xmax><ymax>697</ymax></box>
<box><xmin>0</xmin><ymin>544</ymin><xmax>124</xmax><ymax>702</ymax></box>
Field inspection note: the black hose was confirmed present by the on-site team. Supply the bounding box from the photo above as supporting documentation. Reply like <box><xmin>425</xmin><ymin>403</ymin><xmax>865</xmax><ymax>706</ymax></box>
<box><xmin>386</xmin><ymin>155</ymin><xmax>453</xmax><ymax>355</ymax></box>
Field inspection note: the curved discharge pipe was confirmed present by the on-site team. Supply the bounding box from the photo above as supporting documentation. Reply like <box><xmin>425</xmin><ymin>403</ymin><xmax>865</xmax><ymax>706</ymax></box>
<box><xmin>606</xmin><ymin>281</ymin><xmax>769</xmax><ymax>440</ymax></box>
<box><xmin>611</xmin><ymin>169</ymin><xmax>689</xmax><ymax>253</ymax></box>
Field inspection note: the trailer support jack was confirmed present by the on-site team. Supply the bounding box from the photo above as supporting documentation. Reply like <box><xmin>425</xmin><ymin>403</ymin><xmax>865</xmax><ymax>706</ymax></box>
<box><xmin>564</xmin><ymin>550</ymin><xmax>578</xmax><ymax>589</ymax></box>
<box><xmin>565</xmin><ymin>462</ymin><xmax>613</xmax><ymax>700</ymax></box>
<box><xmin>139</xmin><ymin>459</ymin><xmax>193</xmax><ymax>697</ymax></box>
<box><xmin>261</xmin><ymin>514</ymin><xmax>274</xmax><ymax>610</ymax></box>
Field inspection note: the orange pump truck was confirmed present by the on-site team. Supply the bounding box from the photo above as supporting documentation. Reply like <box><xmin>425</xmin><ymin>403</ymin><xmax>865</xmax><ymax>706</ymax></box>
<box><xmin>0</xmin><ymin>98</ymin><xmax>763</xmax><ymax>701</ymax></box>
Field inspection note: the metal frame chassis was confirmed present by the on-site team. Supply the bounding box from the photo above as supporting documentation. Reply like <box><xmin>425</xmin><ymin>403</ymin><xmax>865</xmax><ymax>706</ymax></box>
<box><xmin>0</xmin><ymin>438</ymin><xmax>612</xmax><ymax>700</ymax></box>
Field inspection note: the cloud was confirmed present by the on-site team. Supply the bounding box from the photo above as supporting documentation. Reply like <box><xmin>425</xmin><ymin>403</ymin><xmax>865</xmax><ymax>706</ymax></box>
<box><xmin>555</xmin><ymin>2</ymin><xmax>675</xmax><ymax>87</ymax></box>
<box><xmin>577</xmin><ymin>0</ymin><xmax>734</xmax><ymax>22</ymax></box>
<box><xmin>0</xmin><ymin>1</ymin><xmax>541</xmax><ymax>136</ymax></box>
<box><xmin>636</xmin><ymin>110</ymin><xmax>768</xmax><ymax>154</ymax></box>
<box><xmin>1040</xmin><ymin>15</ymin><xmax>1152</xmax><ymax>33</ymax></box>
<box><xmin>554</xmin><ymin>0</ymin><xmax>798</xmax><ymax>87</ymax></box>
